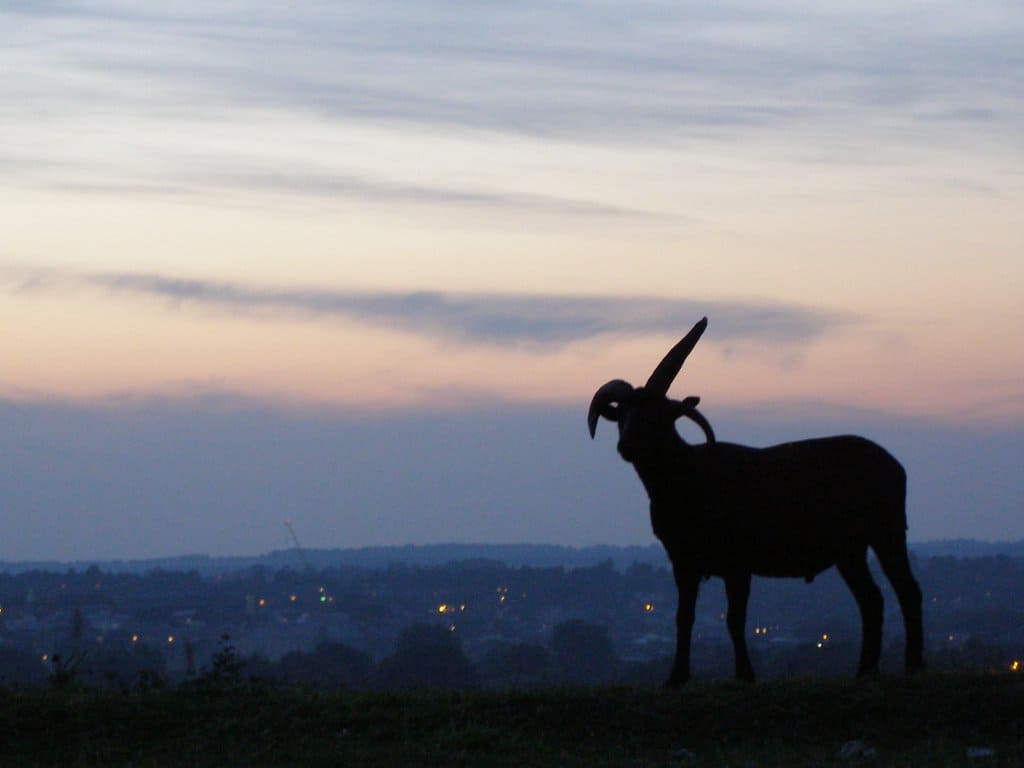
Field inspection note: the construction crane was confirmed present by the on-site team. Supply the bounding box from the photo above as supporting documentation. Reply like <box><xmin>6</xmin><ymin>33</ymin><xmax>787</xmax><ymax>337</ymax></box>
<box><xmin>283</xmin><ymin>519</ymin><xmax>311</xmax><ymax>571</ymax></box>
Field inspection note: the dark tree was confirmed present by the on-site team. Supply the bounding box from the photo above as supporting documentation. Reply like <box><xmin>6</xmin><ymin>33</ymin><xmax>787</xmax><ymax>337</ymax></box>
<box><xmin>81</xmin><ymin>643</ymin><xmax>166</xmax><ymax>690</ymax></box>
<box><xmin>550</xmin><ymin>619</ymin><xmax>620</xmax><ymax>684</ymax></box>
<box><xmin>478</xmin><ymin>642</ymin><xmax>553</xmax><ymax>688</ymax></box>
<box><xmin>372</xmin><ymin>624</ymin><xmax>477</xmax><ymax>690</ymax></box>
<box><xmin>0</xmin><ymin>646</ymin><xmax>47</xmax><ymax>687</ymax></box>
<box><xmin>273</xmin><ymin>641</ymin><xmax>372</xmax><ymax>689</ymax></box>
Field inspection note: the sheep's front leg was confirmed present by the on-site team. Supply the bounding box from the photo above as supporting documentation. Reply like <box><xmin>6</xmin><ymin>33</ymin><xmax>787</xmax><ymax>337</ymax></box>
<box><xmin>725</xmin><ymin>571</ymin><xmax>755</xmax><ymax>683</ymax></box>
<box><xmin>666</xmin><ymin>568</ymin><xmax>700</xmax><ymax>689</ymax></box>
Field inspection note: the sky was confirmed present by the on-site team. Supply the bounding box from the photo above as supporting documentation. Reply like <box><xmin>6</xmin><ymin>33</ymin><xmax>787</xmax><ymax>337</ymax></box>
<box><xmin>1</xmin><ymin>1</ymin><xmax>1022</xmax><ymax>561</ymax></box>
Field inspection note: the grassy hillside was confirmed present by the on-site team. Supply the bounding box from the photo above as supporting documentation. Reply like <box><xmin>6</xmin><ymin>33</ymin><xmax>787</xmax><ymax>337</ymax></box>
<box><xmin>1</xmin><ymin>673</ymin><xmax>1021</xmax><ymax>766</ymax></box>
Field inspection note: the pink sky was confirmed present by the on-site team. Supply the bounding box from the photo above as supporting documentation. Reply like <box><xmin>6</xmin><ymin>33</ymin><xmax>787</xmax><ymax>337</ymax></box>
<box><xmin>1</xmin><ymin>1</ymin><xmax>1021</xmax><ymax>560</ymax></box>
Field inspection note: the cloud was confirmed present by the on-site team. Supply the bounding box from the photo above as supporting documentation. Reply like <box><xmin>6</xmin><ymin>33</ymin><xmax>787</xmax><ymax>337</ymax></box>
<box><xmin>6</xmin><ymin>1</ymin><xmax>1021</xmax><ymax>148</ymax></box>
<box><xmin>2</xmin><ymin>264</ymin><xmax>856</xmax><ymax>348</ymax></box>
<box><xmin>5</xmin><ymin>0</ymin><xmax>1021</xmax><ymax>225</ymax></box>
<box><xmin>43</xmin><ymin>168</ymin><xmax>661</xmax><ymax>219</ymax></box>
<box><xmin>204</xmin><ymin>169</ymin><xmax>660</xmax><ymax>219</ymax></box>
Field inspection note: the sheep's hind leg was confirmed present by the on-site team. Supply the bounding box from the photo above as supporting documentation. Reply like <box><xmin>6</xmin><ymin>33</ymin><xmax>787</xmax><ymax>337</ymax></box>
<box><xmin>836</xmin><ymin>551</ymin><xmax>884</xmax><ymax>677</ymax></box>
<box><xmin>873</xmin><ymin>538</ymin><xmax>925</xmax><ymax>672</ymax></box>
<box><xmin>724</xmin><ymin>571</ymin><xmax>755</xmax><ymax>683</ymax></box>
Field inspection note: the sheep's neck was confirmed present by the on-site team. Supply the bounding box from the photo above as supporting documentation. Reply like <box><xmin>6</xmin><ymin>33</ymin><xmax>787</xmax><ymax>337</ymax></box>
<box><xmin>631</xmin><ymin>434</ymin><xmax>692</xmax><ymax>498</ymax></box>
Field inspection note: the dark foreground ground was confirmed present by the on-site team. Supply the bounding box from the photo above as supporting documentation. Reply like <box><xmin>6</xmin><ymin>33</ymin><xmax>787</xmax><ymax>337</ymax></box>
<box><xmin>1</xmin><ymin>673</ymin><xmax>1021</xmax><ymax>767</ymax></box>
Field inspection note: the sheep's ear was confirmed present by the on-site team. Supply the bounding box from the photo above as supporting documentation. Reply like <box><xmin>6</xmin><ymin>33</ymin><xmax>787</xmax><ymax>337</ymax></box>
<box><xmin>667</xmin><ymin>396</ymin><xmax>700</xmax><ymax>423</ymax></box>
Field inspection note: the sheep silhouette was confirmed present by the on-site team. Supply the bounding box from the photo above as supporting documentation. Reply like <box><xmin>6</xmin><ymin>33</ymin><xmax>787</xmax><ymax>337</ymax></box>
<box><xmin>588</xmin><ymin>317</ymin><xmax>924</xmax><ymax>687</ymax></box>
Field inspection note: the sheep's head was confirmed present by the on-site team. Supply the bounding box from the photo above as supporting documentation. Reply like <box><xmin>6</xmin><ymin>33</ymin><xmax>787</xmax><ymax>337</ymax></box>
<box><xmin>588</xmin><ymin>317</ymin><xmax>715</xmax><ymax>462</ymax></box>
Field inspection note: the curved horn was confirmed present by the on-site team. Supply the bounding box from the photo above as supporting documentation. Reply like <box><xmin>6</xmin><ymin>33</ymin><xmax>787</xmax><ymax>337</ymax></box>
<box><xmin>669</xmin><ymin>396</ymin><xmax>716</xmax><ymax>444</ymax></box>
<box><xmin>645</xmin><ymin>317</ymin><xmax>708</xmax><ymax>395</ymax></box>
<box><xmin>588</xmin><ymin>379</ymin><xmax>635</xmax><ymax>438</ymax></box>
<box><xmin>682</xmin><ymin>406</ymin><xmax>716</xmax><ymax>444</ymax></box>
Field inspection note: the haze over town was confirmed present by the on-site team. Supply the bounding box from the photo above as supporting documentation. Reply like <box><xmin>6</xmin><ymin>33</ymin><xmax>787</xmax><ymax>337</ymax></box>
<box><xmin>2</xmin><ymin>1</ymin><xmax>1022</xmax><ymax>562</ymax></box>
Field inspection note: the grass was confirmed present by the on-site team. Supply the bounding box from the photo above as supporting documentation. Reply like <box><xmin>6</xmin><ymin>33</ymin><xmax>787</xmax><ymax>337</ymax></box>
<box><xmin>0</xmin><ymin>673</ymin><xmax>1021</xmax><ymax>766</ymax></box>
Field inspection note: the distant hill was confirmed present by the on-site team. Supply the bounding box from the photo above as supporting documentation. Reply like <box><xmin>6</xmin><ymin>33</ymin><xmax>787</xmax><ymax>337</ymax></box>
<box><xmin>908</xmin><ymin>538</ymin><xmax>1024</xmax><ymax>558</ymax></box>
<box><xmin>0</xmin><ymin>543</ymin><xmax>670</xmax><ymax>576</ymax></box>
<box><xmin>2</xmin><ymin>539</ymin><xmax>1022</xmax><ymax>575</ymax></box>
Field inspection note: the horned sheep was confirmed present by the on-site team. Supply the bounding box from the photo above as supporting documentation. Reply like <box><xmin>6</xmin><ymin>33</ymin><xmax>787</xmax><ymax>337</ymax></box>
<box><xmin>588</xmin><ymin>317</ymin><xmax>924</xmax><ymax>687</ymax></box>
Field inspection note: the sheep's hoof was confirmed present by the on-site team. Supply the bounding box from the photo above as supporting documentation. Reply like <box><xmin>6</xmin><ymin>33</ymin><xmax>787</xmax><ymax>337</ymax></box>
<box><xmin>662</xmin><ymin>674</ymin><xmax>689</xmax><ymax>690</ymax></box>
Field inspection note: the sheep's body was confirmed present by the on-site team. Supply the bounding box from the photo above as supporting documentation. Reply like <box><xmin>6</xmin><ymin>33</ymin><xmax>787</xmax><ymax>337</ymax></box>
<box><xmin>589</xmin><ymin>319</ymin><xmax>924</xmax><ymax>687</ymax></box>
<box><xmin>638</xmin><ymin>432</ymin><xmax>923</xmax><ymax>687</ymax></box>
<box><xmin>645</xmin><ymin>436</ymin><xmax>906</xmax><ymax>580</ymax></box>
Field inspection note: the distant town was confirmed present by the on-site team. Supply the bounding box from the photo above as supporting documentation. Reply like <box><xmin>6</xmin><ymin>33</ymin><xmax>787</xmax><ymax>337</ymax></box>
<box><xmin>1</xmin><ymin>542</ymin><xmax>1021</xmax><ymax>690</ymax></box>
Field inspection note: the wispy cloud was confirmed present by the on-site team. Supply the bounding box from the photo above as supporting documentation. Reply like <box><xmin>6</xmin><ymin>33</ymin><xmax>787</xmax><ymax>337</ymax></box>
<box><xmin>206</xmin><ymin>169</ymin><xmax>660</xmax><ymax>219</ymax></box>
<box><xmin>3</xmin><ymin>265</ymin><xmax>856</xmax><ymax>348</ymax></box>
<box><xmin>4</xmin><ymin>0</ymin><xmax>1020</xmax><ymax>224</ymax></box>
<box><xmin>6</xmin><ymin>1</ymin><xmax>1021</xmax><ymax>148</ymax></box>
<box><xmin>40</xmin><ymin>168</ymin><xmax>662</xmax><ymax>219</ymax></box>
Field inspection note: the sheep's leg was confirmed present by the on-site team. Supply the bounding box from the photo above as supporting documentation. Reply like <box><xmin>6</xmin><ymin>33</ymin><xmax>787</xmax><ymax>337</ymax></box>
<box><xmin>665</xmin><ymin>568</ymin><xmax>700</xmax><ymax>689</ymax></box>
<box><xmin>724</xmin><ymin>572</ymin><xmax>755</xmax><ymax>683</ymax></box>
<box><xmin>873</xmin><ymin>540</ymin><xmax>925</xmax><ymax>672</ymax></box>
<box><xmin>836</xmin><ymin>553</ymin><xmax>884</xmax><ymax>676</ymax></box>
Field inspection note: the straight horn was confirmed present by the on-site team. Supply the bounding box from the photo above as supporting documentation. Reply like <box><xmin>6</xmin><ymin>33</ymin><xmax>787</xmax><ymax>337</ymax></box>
<box><xmin>645</xmin><ymin>317</ymin><xmax>708</xmax><ymax>395</ymax></box>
